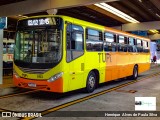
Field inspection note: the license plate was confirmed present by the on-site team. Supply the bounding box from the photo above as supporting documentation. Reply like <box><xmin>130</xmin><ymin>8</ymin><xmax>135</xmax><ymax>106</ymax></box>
<box><xmin>28</xmin><ymin>83</ymin><xmax>36</xmax><ymax>87</ymax></box>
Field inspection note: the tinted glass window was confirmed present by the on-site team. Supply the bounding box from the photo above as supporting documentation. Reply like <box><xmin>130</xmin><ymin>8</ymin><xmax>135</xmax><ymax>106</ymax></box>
<box><xmin>137</xmin><ymin>39</ymin><xmax>142</xmax><ymax>47</ymax></box>
<box><xmin>143</xmin><ymin>40</ymin><xmax>149</xmax><ymax>53</ymax></box>
<box><xmin>129</xmin><ymin>37</ymin><xmax>134</xmax><ymax>45</ymax></box>
<box><xmin>104</xmin><ymin>32</ymin><xmax>117</xmax><ymax>52</ymax></box>
<box><xmin>117</xmin><ymin>35</ymin><xmax>127</xmax><ymax>52</ymax></box>
<box><xmin>66</xmin><ymin>24</ymin><xmax>84</xmax><ymax>62</ymax></box>
<box><xmin>119</xmin><ymin>36</ymin><xmax>124</xmax><ymax>44</ymax></box>
<box><xmin>86</xmin><ymin>28</ymin><xmax>103</xmax><ymax>51</ymax></box>
<box><xmin>105</xmin><ymin>32</ymin><xmax>114</xmax><ymax>42</ymax></box>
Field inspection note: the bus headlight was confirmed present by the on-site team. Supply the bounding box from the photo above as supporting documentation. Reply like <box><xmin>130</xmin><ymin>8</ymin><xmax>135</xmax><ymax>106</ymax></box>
<box><xmin>47</xmin><ymin>72</ymin><xmax>63</xmax><ymax>82</ymax></box>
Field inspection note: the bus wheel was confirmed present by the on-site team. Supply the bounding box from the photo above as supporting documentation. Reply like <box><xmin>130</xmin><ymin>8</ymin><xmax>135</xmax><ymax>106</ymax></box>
<box><xmin>131</xmin><ymin>66</ymin><xmax>138</xmax><ymax>80</ymax></box>
<box><xmin>85</xmin><ymin>71</ymin><xmax>96</xmax><ymax>93</ymax></box>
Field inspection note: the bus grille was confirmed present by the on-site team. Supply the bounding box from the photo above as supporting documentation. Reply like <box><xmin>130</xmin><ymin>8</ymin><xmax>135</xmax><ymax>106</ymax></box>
<box><xmin>19</xmin><ymin>67</ymin><xmax>49</xmax><ymax>74</ymax></box>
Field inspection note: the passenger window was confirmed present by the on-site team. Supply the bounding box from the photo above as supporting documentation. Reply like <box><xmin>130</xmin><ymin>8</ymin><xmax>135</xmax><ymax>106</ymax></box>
<box><xmin>123</xmin><ymin>45</ymin><xmax>127</xmax><ymax>52</ymax></box>
<box><xmin>104</xmin><ymin>42</ymin><xmax>112</xmax><ymax>51</ymax></box>
<box><xmin>86</xmin><ymin>28</ymin><xmax>103</xmax><ymax>51</ymax></box>
<box><xmin>105</xmin><ymin>32</ymin><xmax>115</xmax><ymax>42</ymax></box>
<box><xmin>111</xmin><ymin>43</ymin><xmax>117</xmax><ymax>52</ymax></box>
<box><xmin>143</xmin><ymin>41</ymin><xmax>149</xmax><ymax>53</ymax></box>
<box><xmin>117</xmin><ymin>44</ymin><xmax>123</xmax><ymax>52</ymax></box>
<box><xmin>133</xmin><ymin>46</ymin><xmax>138</xmax><ymax>52</ymax></box>
<box><xmin>137</xmin><ymin>47</ymin><xmax>143</xmax><ymax>52</ymax></box>
<box><xmin>104</xmin><ymin>32</ymin><xmax>116</xmax><ymax>52</ymax></box>
<box><xmin>128</xmin><ymin>45</ymin><xmax>133</xmax><ymax>52</ymax></box>
<box><xmin>119</xmin><ymin>35</ymin><xmax>124</xmax><ymax>44</ymax></box>
<box><xmin>137</xmin><ymin>39</ymin><xmax>142</xmax><ymax>47</ymax></box>
<box><xmin>117</xmin><ymin>35</ymin><xmax>127</xmax><ymax>52</ymax></box>
<box><xmin>137</xmin><ymin>39</ymin><xmax>143</xmax><ymax>52</ymax></box>
<box><xmin>104</xmin><ymin>42</ymin><xmax>117</xmax><ymax>52</ymax></box>
<box><xmin>71</xmin><ymin>32</ymin><xmax>83</xmax><ymax>50</ymax></box>
<box><xmin>66</xmin><ymin>24</ymin><xmax>84</xmax><ymax>62</ymax></box>
<box><xmin>129</xmin><ymin>37</ymin><xmax>134</xmax><ymax>45</ymax></box>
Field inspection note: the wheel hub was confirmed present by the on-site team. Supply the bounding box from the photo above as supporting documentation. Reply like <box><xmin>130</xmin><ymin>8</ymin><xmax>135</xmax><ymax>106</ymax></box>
<box><xmin>89</xmin><ymin>76</ymin><xmax>95</xmax><ymax>89</ymax></box>
<box><xmin>135</xmin><ymin>69</ymin><xmax>137</xmax><ymax>77</ymax></box>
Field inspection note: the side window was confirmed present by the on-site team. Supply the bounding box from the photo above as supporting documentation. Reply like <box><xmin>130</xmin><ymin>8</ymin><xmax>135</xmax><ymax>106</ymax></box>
<box><xmin>129</xmin><ymin>37</ymin><xmax>134</xmax><ymax>45</ymax></box>
<box><xmin>71</xmin><ymin>32</ymin><xmax>83</xmax><ymax>50</ymax></box>
<box><xmin>129</xmin><ymin>37</ymin><xmax>137</xmax><ymax>52</ymax></box>
<box><xmin>104</xmin><ymin>32</ymin><xmax>116</xmax><ymax>52</ymax></box>
<box><xmin>86</xmin><ymin>28</ymin><xmax>103</xmax><ymax>51</ymax></box>
<box><xmin>137</xmin><ymin>39</ymin><xmax>142</xmax><ymax>47</ymax></box>
<box><xmin>137</xmin><ymin>39</ymin><xmax>143</xmax><ymax>52</ymax></box>
<box><xmin>117</xmin><ymin>35</ymin><xmax>127</xmax><ymax>52</ymax></box>
<box><xmin>143</xmin><ymin>40</ymin><xmax>149</xmax><ymax>53</ymax></box>
<box><xmin>119</xmin><ymin>35</ymin><xmax>125</xmax><ymax>44</ymax></box>
<box><xmin>128</xmin><ymin>45</ymin><xmax>133</xmax><ymax>52</ymax></box>
<box><xmin>66</xmin><ymin>24</ymin><xmax>84</xmax><ymax>62</ymax></box>
<box><xmin>66</xmin><ymin>25</ymin><xmax>71</xmax><ymax>50</ymax></box>
<box><xmin>133</xmin><ymin>46</ymin><xmax>137</xmax><ymax>52</ymax></box>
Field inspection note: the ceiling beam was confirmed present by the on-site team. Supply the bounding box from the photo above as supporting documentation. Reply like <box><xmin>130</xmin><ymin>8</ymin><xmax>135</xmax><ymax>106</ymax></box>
<box><xmin>0</xmin><ymin>0</ymin><xmax>120</xmax><ymax>17</ymax></box>
<box><xmin>151</xmin><ymin>0</ymin><xmax>160</xmax><ymax>11</ymax></box>
<box><xmin>113</xmin><ymin>21</ymin><xmax>160</xmax><ymax>31</ymax></box>
<box><xmin>114</xmin><ymin>0</ymin><xmax>152</xmax><ymax>21</ymax></box>
<box><xmin>149</xmin><ymin>34</ymin><xmax>160</xmax><ymax>40</ymax></box>
<box><xmin>86</xmin><ymin>5</ymin><xmax>128</xmax><ymax>23</ymax></box>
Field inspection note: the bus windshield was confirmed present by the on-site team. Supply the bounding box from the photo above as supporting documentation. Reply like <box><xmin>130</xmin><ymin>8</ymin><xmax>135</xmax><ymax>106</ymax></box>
<box><xmin>14</xmin><ymin>17</ymin><xmax>63</xmax><ymax>69</ymax></box>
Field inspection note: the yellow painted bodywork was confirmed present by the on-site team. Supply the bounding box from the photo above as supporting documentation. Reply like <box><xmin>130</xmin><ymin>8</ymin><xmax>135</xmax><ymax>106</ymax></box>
<box><xmin>14</xmin><ymin>15</ymin><xmax>150</xmax><ymax>93</ymax></box>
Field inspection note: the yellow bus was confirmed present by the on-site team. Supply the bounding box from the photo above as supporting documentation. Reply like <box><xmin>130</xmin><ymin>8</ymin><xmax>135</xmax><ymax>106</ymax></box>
<box><xmin>13</xmin><ymin>15</ymin><xmax>150</xmax><ymax>93</ymax></box>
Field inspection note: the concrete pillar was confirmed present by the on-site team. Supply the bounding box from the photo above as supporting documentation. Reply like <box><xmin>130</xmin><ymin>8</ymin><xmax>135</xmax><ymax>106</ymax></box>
<box><xmin>0</xmin><ymin>29</ymin><xmax>3</xmax><ymax>84</ymax></box>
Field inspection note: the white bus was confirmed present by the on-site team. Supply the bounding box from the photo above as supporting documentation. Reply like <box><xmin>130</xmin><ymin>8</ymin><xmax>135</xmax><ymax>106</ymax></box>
<box><xmin>3</xmin><ymin>38</ymin><xmax>14</xmax><ymax>63</ymax></box>
<box><xmin>3</xmin><ymin>38</ymin><xmax>14</xmax><ymax>75</ymax></box>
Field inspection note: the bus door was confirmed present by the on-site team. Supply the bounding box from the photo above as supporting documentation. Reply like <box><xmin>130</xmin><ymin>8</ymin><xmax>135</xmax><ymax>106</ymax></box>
<box><xmin>66</xmin><ymin>24</ymin><xmax>85</xmax><ymax>91</ymax></box>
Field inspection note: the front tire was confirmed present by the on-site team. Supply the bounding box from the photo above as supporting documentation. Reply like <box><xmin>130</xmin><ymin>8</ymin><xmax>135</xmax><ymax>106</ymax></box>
<box><xmin>85</xmin><ymin>71</ymin><xmax>96</xmax><ymax>93</ymax></box>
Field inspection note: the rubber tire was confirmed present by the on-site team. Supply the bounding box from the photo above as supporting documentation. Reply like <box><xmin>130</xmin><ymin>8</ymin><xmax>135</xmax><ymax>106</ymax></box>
<box><xmin>85</xmin><ymin>71</ymin><xmax>96</xmax><ymax>93</ymax></box>
<box><xmin>131</xmin><ymin>66</ymin><xmax>138</xmax><ymax>80</ymax></box>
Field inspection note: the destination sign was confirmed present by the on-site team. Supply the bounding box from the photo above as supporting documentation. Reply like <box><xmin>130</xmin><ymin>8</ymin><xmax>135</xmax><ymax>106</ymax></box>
<box><xmin>28</xmin><ymin>18</ymin><xmax>50</xmax><ymax>26</ymax></box>
<box><xmin>17</xmin><ymin>17</ymin><xmax>63</xmax><ymax>29</ymax></box>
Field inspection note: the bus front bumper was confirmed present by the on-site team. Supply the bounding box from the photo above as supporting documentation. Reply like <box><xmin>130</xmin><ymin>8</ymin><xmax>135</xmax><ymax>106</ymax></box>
<box><xmin>13</xmin><ymin>75</ymin><xmax>63</xmax><ymax>93</ymax></box>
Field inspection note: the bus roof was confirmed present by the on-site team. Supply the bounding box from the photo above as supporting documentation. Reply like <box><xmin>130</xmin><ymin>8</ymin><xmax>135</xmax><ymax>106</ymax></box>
<box><xmin>18</xmin><ymin>15</ymin><xmax>150</xmax><ymax>41</ymax></box>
